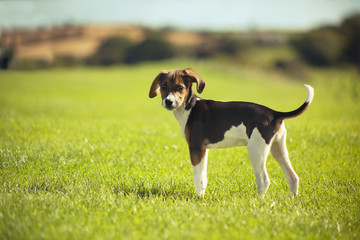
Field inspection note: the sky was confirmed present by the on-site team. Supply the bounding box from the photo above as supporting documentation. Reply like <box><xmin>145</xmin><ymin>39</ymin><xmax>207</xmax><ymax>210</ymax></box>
<box><xmin>0</xmin><ymin>0</ymin><xmax>360</xmax><ymax>31</ymax></box>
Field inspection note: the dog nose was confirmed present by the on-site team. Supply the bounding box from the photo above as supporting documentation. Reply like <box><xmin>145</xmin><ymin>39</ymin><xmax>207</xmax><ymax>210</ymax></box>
<box><xmin>165</xmin><ymin>99</ymin><xmax>173</xmax><ymax>107</ymax></box>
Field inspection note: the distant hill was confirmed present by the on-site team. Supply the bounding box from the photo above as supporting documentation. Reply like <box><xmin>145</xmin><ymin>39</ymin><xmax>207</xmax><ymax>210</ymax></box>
<box><xmin>1</xmin><ymin>24</ymin><xmax>207</xmax><ymax>62</ymax></box>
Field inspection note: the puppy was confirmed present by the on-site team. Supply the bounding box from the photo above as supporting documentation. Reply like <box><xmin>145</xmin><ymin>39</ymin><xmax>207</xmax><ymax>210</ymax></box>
<box><xmin>149</xmin><ymin>68</ymin><xmax>314</xmax><ymax>196</ymax></box>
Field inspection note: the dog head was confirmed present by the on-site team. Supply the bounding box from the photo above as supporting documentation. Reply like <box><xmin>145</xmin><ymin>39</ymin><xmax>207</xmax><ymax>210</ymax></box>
<box><xmin>149</xmin><ymin>68</ymin><xmax>206</xmax><ymax>110</ymax></box>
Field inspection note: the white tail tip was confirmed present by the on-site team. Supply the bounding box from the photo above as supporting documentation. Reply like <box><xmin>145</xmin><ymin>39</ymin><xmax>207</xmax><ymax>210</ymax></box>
<box><xmin>304</xmin><ymin>84</ymin><xmax>314</xmax><ymax>104</ymax></box>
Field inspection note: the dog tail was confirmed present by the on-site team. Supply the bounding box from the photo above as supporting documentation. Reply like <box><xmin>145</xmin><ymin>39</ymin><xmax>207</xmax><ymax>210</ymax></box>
<box><xmin>275</xmin><ymin>84</ymin><xmax>314</xmax><ymax>120</ymax></box>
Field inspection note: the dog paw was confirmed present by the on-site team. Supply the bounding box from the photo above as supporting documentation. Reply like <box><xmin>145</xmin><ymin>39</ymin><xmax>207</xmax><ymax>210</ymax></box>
<box><xmin>195</xmin><ymin>188</ymin><xmax>206</xmax><ymax>197</ymax></box>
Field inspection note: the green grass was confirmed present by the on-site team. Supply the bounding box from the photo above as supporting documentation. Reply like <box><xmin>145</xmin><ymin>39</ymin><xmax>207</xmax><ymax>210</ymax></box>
<box><xmin>0</xmin><ymin>61</ymin><xmax>359</xmax><ymax>239</ymax></box>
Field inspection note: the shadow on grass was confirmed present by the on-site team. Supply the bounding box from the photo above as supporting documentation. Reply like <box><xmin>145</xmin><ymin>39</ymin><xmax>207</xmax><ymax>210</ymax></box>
<box><xmin>11</xmin><ymin>178</ymin><xmax>194</xmax><ymax>199</ymax></box>
<box><xmin>111</xmin><ymin>179</ymin><xmax>257</xmax><ymax>201</ymax></box>
<box><xmin>112</xmin><ymin>180</ymin><xmax>197</xmax><ymax>200</ymax></box>
<box><xmin>15</xmin><ymin>178</ymin><xmax>252</xmax><ymax>201</ymax></box>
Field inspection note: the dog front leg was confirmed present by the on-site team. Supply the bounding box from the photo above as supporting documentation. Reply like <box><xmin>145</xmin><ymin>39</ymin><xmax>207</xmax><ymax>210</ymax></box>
<box><xmin>190</xmin><ymin>148</ymin><xmax>209</xmax><ymax>196</ymax></box>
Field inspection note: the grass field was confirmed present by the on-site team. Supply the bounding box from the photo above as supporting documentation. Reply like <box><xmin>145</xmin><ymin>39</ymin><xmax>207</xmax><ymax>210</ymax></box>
<box><xmin>0</xmin><ymin>61</ymin><xmax>359</xmax><ymax>239</ymax></box>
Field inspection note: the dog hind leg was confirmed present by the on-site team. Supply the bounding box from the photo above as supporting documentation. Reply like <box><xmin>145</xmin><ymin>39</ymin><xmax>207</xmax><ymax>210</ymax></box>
<box><xmin>271</xmin><ymin>124</ymin><xmax>299</xmax><ymax>195</ymax></box>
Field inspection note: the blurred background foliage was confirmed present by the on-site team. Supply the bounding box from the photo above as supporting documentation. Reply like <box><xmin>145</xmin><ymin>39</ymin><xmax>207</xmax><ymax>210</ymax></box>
<box><xmin>1</xmin><ymin>13</ymin><xmax>359</xmax><ymax>76</ymax></box>
<box><xmin>291</xmin><ymin>14</ymin><xmax>360</xmax><ymax>67</ymax></box>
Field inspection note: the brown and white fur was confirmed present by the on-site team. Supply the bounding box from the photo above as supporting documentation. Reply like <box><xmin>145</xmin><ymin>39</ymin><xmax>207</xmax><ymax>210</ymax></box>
<box><xmin>149</xmin><ymin>68</ymin><xmax>314</xmax><ymax>196</ymax></box>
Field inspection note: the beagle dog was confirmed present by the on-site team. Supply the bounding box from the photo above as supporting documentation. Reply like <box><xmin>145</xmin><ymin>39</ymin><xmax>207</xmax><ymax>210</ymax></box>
<box><xmin>149</xmin><ymin>68</ymin><xmax>314</xmax><ymax>196</ymax></box>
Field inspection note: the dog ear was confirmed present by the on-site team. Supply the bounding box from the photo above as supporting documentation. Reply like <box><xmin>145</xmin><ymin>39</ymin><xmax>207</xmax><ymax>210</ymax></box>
<box><xmin>149</xmin><ymin>70</ymin><xmax>168</xmax><ymax>98</ymax></box>
<box><xmin>184</xmin><ymin>68</ymin><xmax>206</xmax><ymax>94</ymax></box>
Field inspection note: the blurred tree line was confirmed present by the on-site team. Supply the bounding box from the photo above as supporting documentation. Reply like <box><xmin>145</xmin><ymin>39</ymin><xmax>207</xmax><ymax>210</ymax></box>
<box><xmin>3</xmin><ymin>13</ymin><xmax>359</xmax><ymax>71</ymax></box>
<box><xmin>85</xmin><ymin>30</ymin><xmax>264</xmax><ymax>66</ymax></box>
<box><xmin>291</xmin><ymin>14</ymin><xmax>360</xmax><ymax>67</ymax></box>
<box><xmin>86</xmin><ymin>13</ymin><xmax>360</xmax><ymax>69</ymax></box>
<box><xmin>86</xmin><ymin>32</ymin><xmax>176</xmax><ymax>65</ymax></box>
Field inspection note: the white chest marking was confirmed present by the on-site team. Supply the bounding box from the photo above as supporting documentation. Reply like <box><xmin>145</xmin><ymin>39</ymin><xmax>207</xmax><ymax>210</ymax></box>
<box><xmin>173</xmin><ymin>107</ymin><xmax>192</xmax><ymax>139</ymax></box>
<box><xmin>207</xmin><ymin>123</ymin><xmax>249</xmax><ymax>149</ymax></box>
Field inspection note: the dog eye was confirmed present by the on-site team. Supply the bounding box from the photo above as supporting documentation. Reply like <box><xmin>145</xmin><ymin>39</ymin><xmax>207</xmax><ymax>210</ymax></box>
<box><xmin>177</xmin><ymin>86</ymin><xmax>184</xmax><ymax>91</ymax></box>
<box><xmin>161</xmin><ymin>84</ymin><xmax>167</xmax><ymax>90</ymax></box>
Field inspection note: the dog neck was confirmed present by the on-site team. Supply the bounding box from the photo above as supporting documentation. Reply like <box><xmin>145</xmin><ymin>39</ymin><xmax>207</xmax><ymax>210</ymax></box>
<box><xmin>184</xmin><ymin>86</ymin><xmax>198</xmax><ymax>110</ymax></box>
<box><xmin>172</xmin><ymin>87</ymin><xmax>198</xmax><ymax>139</ymax></box>
<box><xmin>173</xmin><ymin>105</ymin><xmax>191</xmax><ymax>140</ymax></box>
